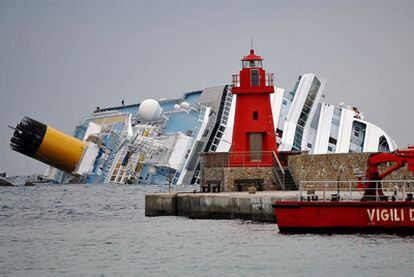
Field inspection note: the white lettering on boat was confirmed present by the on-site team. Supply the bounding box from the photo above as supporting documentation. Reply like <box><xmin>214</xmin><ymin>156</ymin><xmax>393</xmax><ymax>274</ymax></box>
<box><xmin>380</xmin><ymin>209</ymin><xmax>389</xmax><ymax>221</ymax></box>
<box><xmin>367</xmin><ymin>209</ymin><xmax>375</xmax><ymax>221</ymax></box>
<box><xmin>366</xmin><ymin>208</ymin><xmax>408</xmax><ymax>222</ymax></box>
<box><xmin>394</xmin><ymin>209</ymin><xmax>400</xmax><ymax>221</ymax></box>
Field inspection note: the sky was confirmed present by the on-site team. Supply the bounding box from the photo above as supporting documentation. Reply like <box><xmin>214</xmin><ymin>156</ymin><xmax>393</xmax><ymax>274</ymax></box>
<box><xmin>0</xmin><ymin>0</ymin><xmax>413</xmax><ymax>175</ymax></box>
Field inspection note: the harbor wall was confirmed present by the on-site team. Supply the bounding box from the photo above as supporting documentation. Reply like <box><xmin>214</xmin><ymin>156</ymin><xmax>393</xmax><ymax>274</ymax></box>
<box><xmin>201</xmin><ymin>167</ymin><xmax>280</xmax><ymax>192</ymax></box>
<box><xmin>147</xmin><ymin>152</ymin><xmax>414</xmax><ymax>222</ymax></box>
<box><xmin>201</xmin><ymin>152</ymin><xmax>414</xmax><ymax>192</ymax></box>
<box><xmin>145</xmin><ymin>192</ymin><xmax>297</xmax><ymax>222</ymax></box>
<box><xmin>288</xmin><ymin>152</ymin><xmax>413</xmax><ymax>188</ymax></box>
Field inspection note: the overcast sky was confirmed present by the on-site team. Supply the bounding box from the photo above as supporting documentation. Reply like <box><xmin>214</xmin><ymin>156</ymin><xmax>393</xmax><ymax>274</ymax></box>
<box><xmin>0</xmin><ymin>0</ymin><xmax>413</xmax><ymax>175</ymax></box>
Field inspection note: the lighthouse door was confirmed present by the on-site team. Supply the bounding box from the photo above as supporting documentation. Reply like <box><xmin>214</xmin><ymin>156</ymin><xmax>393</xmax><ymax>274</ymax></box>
<box><xmin>249</xmin><ymin>133</ymin><xmax>263</xmax><ymax>161</ymax></box>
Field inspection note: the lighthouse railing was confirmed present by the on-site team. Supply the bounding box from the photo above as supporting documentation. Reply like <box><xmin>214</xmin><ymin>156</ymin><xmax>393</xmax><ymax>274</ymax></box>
<box><xmin>232</xmin><ymin>73</ymin><xmax>274</xmax><ymax>87</ymax></box>
<box><xmin>272</xmin><ymin>151</ymin><xmax>285</xmax><ymax>190</ymax></box>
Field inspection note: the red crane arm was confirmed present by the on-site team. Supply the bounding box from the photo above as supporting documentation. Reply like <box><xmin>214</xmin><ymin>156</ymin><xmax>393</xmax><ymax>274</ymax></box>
<box><xmin>359</xmin><ymin>147</ymin><xmax>414</xmax><ymax>200</ymax></box>
<box><xmin>366</xmin><ymin>147</ymin><xmax>414</xmax><ymax>181</ymax></box>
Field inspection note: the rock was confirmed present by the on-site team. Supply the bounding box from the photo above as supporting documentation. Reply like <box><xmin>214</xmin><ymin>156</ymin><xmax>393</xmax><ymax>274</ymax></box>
<box><xmin>248</xmin><ymin>186</ymin><xmax>257</xmax><ymax>194</ymax></box>
<box><xmin>0</xmin><ymin>178</ymin><xmax>15</xmax><ymax>187</ymax></box>
<box><xmin>24</xmin><ymin>181</ymin><xmax>35</xmax><ymax>186</ymax></box>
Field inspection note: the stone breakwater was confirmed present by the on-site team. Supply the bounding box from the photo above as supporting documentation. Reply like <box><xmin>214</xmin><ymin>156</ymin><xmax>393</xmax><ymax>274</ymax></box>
<box><xmin>288</xmin><ymin>152</ymin><xmax>413</xmax><ymax>187</ymax></box>
<box><xmin>145</xmin><ymin>191</ymin><xmax>298</xmax><ymax>222</ymax></box>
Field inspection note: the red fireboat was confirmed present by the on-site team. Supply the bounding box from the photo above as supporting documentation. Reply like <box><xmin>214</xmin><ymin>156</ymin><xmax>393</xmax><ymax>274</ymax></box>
<box><xmin>273</xmin><ymin>147</ymin><xmax>414</xmax><ymax>234</ymax></box>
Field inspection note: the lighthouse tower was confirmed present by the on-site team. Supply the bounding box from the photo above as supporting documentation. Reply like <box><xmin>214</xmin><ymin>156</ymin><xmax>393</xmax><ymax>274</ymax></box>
<box><xmin>230</xmin><ymin>49</ymin><xmax>278</xmax><ymax>167</ymax></box>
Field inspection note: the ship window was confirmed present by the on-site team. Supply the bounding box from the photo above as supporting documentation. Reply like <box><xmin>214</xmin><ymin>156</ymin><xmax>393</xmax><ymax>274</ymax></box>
<box><xmin>378</xmin><ymin>136</ymin><xmax>390</xmax><ymax>152</ymax></box>
<box><xmin>202</xmin><ymin>129</ymin><xmax>209</xmax><ymax>137</ymax></box>
<box><xmin>276</xmin><ymin>128</ymin><xmax>283</xmax><ymax>137</ymax></box>
<box><xmin>329</xmin><ymin>137</ymin><xmax>337</xmax><ymax>145</ymax></box>
<box><xmin>307</xmin><ymin>143</ymin><xmax>312</xmax><ymax>148</ymax></box>
<box><xmin>251</xmin><ymin>69</ymin><xmax>260</xmax><ymax>86</ymax></box>
<box><xmin>253</xmin><ymin>111</ymin><xmax>258</xmax><ymax>120</ymax></box>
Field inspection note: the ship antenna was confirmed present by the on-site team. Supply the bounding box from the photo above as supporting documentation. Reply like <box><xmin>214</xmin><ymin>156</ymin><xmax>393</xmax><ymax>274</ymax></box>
<box><xmin>250</xmin><ymin>38</ymin><xmax>253</xmax><ymax>49</ymax></box>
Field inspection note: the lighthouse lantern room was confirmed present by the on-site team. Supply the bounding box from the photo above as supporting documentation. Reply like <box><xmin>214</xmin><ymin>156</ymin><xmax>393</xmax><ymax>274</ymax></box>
<box><xmin>230</xmin><ymin>49</ymin><xmax>278</xmax><ymax>167</ymax></box>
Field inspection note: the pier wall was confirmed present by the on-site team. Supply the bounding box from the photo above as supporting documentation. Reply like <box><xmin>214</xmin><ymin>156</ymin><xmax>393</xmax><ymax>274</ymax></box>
<box><xmin>202</xmin><ymin>167</ymin><xmax>280</xmax><ymax>192</ymax></box>
<box><xmin>288</xmin><ymin>152</ymin><xmax>413</xmax><ymax>188</ymax></box>
<box><xmin>201</xmin><ymin>152</ymin><xmax>413</xmax><ymax>191</ymax></box>
<box><xmin>145</xmin><ymin>192</ymin><xmax>297</xmax><ymax>222</ymax></box>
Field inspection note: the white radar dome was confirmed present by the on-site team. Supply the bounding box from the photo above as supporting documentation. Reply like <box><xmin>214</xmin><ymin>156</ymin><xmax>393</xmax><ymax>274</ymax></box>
<box><xmin>174</xmin><ymin>104</ymin><xmax>181</xmax><ymax>110</ymax></box>
<box><xmin>180</xmin><ymin>101</ymin><xmax>190</xmax><ymax>109</ymax></box>
<box><xmin>138</xmin><ymin>99</ymin><xmax>163</xmax><ymax>122</ymax></box>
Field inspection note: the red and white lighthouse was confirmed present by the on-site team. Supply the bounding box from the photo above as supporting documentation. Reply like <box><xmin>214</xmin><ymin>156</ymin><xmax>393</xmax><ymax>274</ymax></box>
<box><xmin>230</xmin><ymin>49</ymin><xmax>278</xmax><ymax>166</ymax></box>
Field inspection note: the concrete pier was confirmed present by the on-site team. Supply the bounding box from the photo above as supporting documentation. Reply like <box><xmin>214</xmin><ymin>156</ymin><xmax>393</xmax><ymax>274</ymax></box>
<box><xmin>145</xmin><ymin>191</ymin><xmax>299</xmax><ymax>223</ymax></box>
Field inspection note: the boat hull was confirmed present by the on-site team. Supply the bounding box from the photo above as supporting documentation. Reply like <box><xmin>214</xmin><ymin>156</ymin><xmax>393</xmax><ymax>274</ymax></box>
<box><xmin>273</xmin><ymin>201</ymin><xmax>414</xmax><ymax>234</ymax></box>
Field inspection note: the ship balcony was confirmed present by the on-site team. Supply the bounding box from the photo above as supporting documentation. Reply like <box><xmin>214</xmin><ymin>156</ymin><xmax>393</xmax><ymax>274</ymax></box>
<box><xmin>265</xmin><ymin>73</ymin><xmax>274</xmax><ymax>87</ymax></box>
<box><xmin>232</xmin><ymin>73</ymin><xmax>274</xmax><ymax>88</ymax></box>
<box><xmin>232</xmin><ymin>74</ymin><xmax>240</xmax><ymax>87</ymax></box>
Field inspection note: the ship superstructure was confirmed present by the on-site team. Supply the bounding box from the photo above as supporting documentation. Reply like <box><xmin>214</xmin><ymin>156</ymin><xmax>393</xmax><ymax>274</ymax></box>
<box><xmin>272</xmin><ymin>73</ymin><xmax>396</xmax><ymax>153</ymax></box>
<box><xmin>45</xmin><ymin>86</ymin><xmax>232</xmax><ymax>185</ymax></box>
<box><xmin>43</xmin><ymin>73</ymin><xmax>395</xmax><ymax>185</ymax></box>
<box><xmin>11</xmin><ymin>63</ymin><xmax>396</xmax><ymax>186</ymax></box>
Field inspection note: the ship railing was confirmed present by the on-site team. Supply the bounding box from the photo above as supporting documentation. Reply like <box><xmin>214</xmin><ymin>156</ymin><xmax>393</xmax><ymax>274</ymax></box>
<box><xmin>298</xmin><ymin>180</ymin><xmax>414</xmax><ymax>202</ymax></box>
<box><xmin>232</xmin><ymin>74</ymin><xmax>240</xmax><ymax>87</ymax></box>
<box><xmin>265</xmin><ymin>73</ymin><xmax>274</xmax><ymax>86</ymax></box>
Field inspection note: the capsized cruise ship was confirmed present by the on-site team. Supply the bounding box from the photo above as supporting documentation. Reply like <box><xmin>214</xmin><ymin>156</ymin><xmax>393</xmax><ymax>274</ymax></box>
<box><xmin>41</xmin><ymin>73</ymin><xmax>396</xmax><ymax>185</ymax></box>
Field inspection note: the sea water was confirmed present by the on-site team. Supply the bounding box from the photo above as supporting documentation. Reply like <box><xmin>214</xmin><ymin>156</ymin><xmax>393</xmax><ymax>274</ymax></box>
<box><xmin>1</xmin><ymin>184</ymin><xmax>413</xmax><ymax>276</ymax></box>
